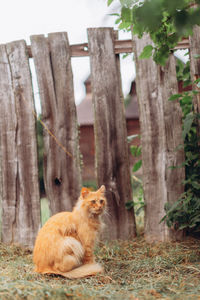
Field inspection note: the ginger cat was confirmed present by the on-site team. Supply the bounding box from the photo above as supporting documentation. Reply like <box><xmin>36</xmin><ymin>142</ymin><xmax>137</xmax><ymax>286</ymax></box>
<box><xmin>33</xmin><ymin>185</ymin><xmax>106</xmax><ymax>279</ymax></box>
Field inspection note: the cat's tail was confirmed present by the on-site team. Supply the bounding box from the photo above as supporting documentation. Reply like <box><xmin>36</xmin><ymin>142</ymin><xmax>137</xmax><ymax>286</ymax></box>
<box><xmin>60</xmin><ymin>263</ymin><xmax>103</xmax><ymax>279</ymax></box>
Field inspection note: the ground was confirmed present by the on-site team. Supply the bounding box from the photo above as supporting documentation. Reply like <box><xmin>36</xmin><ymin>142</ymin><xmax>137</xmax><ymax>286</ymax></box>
<box><xmin>0</xmin><ymin>237</ymin><xmax>200</xmax><ymax>300</ymax></box>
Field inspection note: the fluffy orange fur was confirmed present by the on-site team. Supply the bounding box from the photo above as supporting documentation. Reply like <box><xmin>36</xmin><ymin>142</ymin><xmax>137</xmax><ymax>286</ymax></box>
<box><xmin>33</xmin><ymin>185</ymin><xmax>107</xmax><ymax>279</ymax></box>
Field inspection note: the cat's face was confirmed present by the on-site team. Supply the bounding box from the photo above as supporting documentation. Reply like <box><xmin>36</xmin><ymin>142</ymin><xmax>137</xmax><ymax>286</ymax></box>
<box><xmin>81</xmin><ymin>185</ymin><xmax>107</xmax><ymax>216</ymax></box>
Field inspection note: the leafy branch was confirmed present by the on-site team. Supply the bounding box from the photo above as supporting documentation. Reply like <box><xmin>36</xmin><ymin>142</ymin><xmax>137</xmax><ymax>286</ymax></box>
<box><xmin>162</xmin><ymin>59</ymin><xmax>200</xmax><ymax>232</ymax></box>
<box><xmin>107</xmin><ymin>0</ymin><xmax>200</xmax><ymax>65</ymax></box>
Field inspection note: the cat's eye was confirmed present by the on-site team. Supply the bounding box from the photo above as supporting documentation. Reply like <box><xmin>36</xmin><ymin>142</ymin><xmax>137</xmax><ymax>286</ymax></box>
<box><xmin>91</xmin><ymin>200</ymin><xmax>96</xmax><ymax>204</ymax></box>
<box><xmin>100</xmin><ymin>199</ymin><xmax>104</xmax><ymax>204</ymax></box>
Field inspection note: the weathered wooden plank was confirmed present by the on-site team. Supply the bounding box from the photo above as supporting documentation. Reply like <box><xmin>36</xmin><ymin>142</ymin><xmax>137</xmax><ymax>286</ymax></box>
<box><xmin>189</xmin><ymin>26</ymin><xmax>200</xmax><ymax>140</ymax></box>
<box><xmin>0</xmin><ymin>40</ymin><xmax>40</xmax><ymax>248</ymax></box>
<box><xmin>133</xmin><ymin>33</ymin><xmax>185</xmax><ymax>242</ymax></box>
<box><xmin>30</xmin><ymin>33</ymin><xmax>81</xmax><ymax>214</ymax></box>
<box><xmin>88</xmin><ymin>27</ymin><xmax>136</xmax><ymax>240</ymax></box>
<box><xmin>47</xmin><ymin>32</ymin><xmax>82</xmax><ymax>210</ymax></box>
<box><xmin>0</xmin><ymin>44</ymin><xmax>17</xmax><ymax>245</ymax></box>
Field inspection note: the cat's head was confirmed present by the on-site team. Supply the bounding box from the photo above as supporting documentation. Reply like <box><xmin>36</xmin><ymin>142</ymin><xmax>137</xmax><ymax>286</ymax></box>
<box><xmin>80</xmin><ymin>185</ymin><xmax>107</xmax><ymax>216</ymax></box>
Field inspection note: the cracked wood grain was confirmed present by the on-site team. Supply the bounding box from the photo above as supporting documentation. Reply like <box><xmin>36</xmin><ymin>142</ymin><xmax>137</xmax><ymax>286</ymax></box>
<box><xmin>31</xmin><ymin>33</ymin><xmax>81</xmax><ymax>215</ymax></box>
<box><xmin>88</xmin><ymin>28</ymin><xmax>136</xmax><ymax>240</ymax></box>
<box><xmin>0</xmin><ymin>40</ymin><xmax>40</xmax><ymax>248</ymax></box>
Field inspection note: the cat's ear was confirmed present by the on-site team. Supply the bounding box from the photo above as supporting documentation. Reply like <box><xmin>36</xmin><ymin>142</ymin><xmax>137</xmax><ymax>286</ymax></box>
<box><xmin>81</xmin><ymin>187</ymin><xmax>90</xmax><ymax>198</ymax></box>
<box><xmin>99</xmin><ymin>185</ymin><xmax>105</xmax><ymax>194</ymax></box>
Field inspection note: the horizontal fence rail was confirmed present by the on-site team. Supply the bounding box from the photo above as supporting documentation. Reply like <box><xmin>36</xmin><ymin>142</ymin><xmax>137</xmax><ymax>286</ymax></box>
<box><xmin>27</xmin><ymin>37</ymin><xmax>190</xmax><ymax>58</ymax></box>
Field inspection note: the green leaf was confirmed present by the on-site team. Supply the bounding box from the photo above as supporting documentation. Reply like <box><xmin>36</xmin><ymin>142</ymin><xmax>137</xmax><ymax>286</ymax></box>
<box><xmin>183</xmin><ymin>80</ymin><xmax>192</xmax><ymax>88</ymax></box>
<box><xmin>130</xmin><ymin>145</ymin><xmax>137</xmax><ymax>156</ymax></box>
<box><xmin>109</xmin><ymin>13</ymin><xmax>120</xmax><ymax>17</ymax></box>
<box><xmin>194</xmin><ymin>78</ymin><xmax>200</xmax><ymax>84</ymax></box>
<box><xmin>120</xmin><ymin>0</ymin><xmax>133</xmax><ymax>8</ymax></box>
<box><xmin>122</xmin><ymin>53</ymin><xmax>130</xmax><ymax>59</ymax></box>
<box><xmin>181</xmin><ymin>95</ymin><xmax>192</xmax><ymax>105</ymax></box>
<box><xmin>168</xmin><ymin>93</ymin><xmax>182</xmax><ymax>101</ymax></box>
<box><xmin>107</xmin><ymin>0</ymin><xmax>114</xmax><ymax>6</ymax></box>
<box><xmin>153</xmin><ymin>45</ymin><xmax>169</xmax><ymax>66</ymax></box>
<box><xmin>182</xmin><ymin>112</ymin><xmax>195</xmax><ymax>140</ymax></box>
<box><xmin>130</xmin><ymin>145</ymin><xmax>141</xmax><ymax>157</ymax></box>
<box><xmin>132</xmin><ymin>160</ymin><xmax>142</xmax><ymax>172</ymax></box>
<box><xmin>136</xmin><ymin>146</ymin><xmax>142</xmax><ymax>157</ymax></box>
<box><xmin>179</xmin><ymin>223</ymin><xmax>189</xmax><ymax>230</ymax></box>
<box><xmin>194</xmin><ymin>54</ymin><xmax>200</xmax><ymax>59</ymax></box>
<box><xmin>191</xmin><ymin>181</ymin><xmax>200</xmax><ymax>190</ymax></box>
<box><xmin>115</xmin><ymin>18</ymin><xmax>121</xmax><ymax>25</ymax></box>
<box><xmin>125</xmin><ymin>200</ymin><xmax>134</xmax><ymax>210</ymax></box>
<box><xmin>121</xmin><ymin>6</ymin><xmax>132</xmax><ymax>22</ymax></box>
<box><xmin>118</xmin><ymin>21</ymin><xmax>131</xmax><ymax>30</ymax></box>
<box><xmin>139</xmin><ymin>45</ymin><xmax>154</xmax><ymax>60</ymax></box>
<box><xmin>135</xmin><ymin>205</ymin><xmax>145</xmax><ymax>216</ymax></box>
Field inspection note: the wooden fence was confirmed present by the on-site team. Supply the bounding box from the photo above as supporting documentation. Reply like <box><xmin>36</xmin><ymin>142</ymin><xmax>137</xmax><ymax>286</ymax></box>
<box><xmin>0</xmin><ymin>28</ymin><xmax>137</xmax><ymax>248</ymax></box>
<box><xmin>0</xmin><ymin>27</ymin><xmax>199</xmax><ymax>248</ymax></box>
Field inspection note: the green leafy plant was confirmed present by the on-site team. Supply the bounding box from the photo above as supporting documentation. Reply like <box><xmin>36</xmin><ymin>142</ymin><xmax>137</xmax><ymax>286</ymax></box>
<box><xmin>126</xmin><ymin>135</ymin><xmax>144</xmax><ymax>216</ymax></box>
<box><xmin>107</xmin><ymin>0</ymin><xmax>200</xmax><ymax>65</ymax></box>
<box><xmin>162</xmin><ymin>59</ymin><xmax>200</xmax><ymax>232</ymax></box>
<box><xmin>107</xmin><ymin>1</ymin><xmax>200</xmax><ymax>233</ymax></box>
<box><xmin>130</xmin><ymin>144</ymin><xmax>142</xmax><ymax>172</ymax></box>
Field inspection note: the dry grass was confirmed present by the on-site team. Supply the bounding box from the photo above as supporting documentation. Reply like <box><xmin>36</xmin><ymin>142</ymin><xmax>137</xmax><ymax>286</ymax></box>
<box><xmin>1</xmin><ymin>237</ymin><xmax>200</xmax><ymax>299</ymax></box>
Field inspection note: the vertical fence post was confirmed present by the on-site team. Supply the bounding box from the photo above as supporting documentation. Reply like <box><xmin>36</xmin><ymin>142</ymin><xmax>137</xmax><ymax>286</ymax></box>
<box><xmin>133</xmin><ymin>33</ymin><xmax>185</xmax><ymax>242</ymax></box>
<box><xmin>88</xmin><ymin>28</ymin><xmax>136</xmax><ymax>240</ymax></box>
<box><xmin>189</xmin><ymin>25</ymin><xmax>200</xmax><ymax>141</ymax></box>
<box><xmin>31</xmin><ymin>33</ymin><xmax>81</xmax><ymax>214</ymax></box>
<box><xmin>0</xmin><ymin>41</ymin><xmax>40</xmax><ymax>248</ymax></box>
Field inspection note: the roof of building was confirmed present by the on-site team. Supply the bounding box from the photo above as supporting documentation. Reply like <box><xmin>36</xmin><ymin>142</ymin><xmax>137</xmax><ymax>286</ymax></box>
<box><xmin>76</xmin><ymin>78</ymin><xmax>139</xmax><ymax>126</ymax></box>
<box><xmin>76</xmin><ymin>93</ymin><xmax>139</xmax><ymax>125</ymax></box>
<box><xmin>76</xmin><ymin>93</ymin><xmax>94</xmax><ymax>126</ymax></box>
